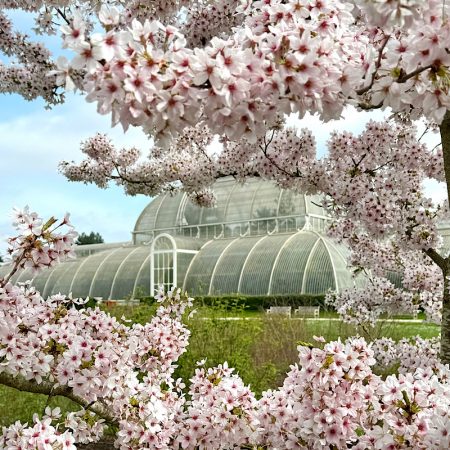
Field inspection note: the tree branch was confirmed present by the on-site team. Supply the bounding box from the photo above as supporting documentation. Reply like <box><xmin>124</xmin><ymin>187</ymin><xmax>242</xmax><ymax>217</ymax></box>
<box><xmin>0</xmin><ymin>371</ymin><xmax>118</xmax><ymax>426</ymax></box>
<box><xmin>55</xmin><ymin>8</ymin><xmax>71</xmax><ymax>26</ymax></box>
<box><xmin>356</xmin><ymin>34</ymin><xmax>391</xmax><ymax>96</ymax></box>
<box><xmin>396</xmin><ymin>64</ymin><xmax>434</xmax><ymax>83</ymax></box>
<box><xmin>423</xmin><ymin>248</ymin><xmax>447</xmax><ymax>270</ymax></box>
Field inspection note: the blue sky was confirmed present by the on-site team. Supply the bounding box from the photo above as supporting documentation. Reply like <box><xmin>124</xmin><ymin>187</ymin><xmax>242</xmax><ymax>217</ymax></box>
<box><xmin>0</xmin><ymin>10</ymin><xmax>446</xmax><ymax>257</ymax></box>
<box><xmin>0</xmin><ymin>11</ymin><xmax>145</xmax><ymax>254</ymax></box>
<box><xmin>0</xmin><ymin>92</ymin><xmax>153</xmax><ymax>255</ymax></box>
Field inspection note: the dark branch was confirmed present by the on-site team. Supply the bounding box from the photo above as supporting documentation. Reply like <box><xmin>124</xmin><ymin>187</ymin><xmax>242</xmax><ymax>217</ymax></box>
<box><xmin>0</xmin><ymin>371</ymin><xmax>118</xmax><ymax>426</ymax></box>
<box><xmin>356</xmin><ymin>34</ymin><xmax>391</xmax><ymax>96</ymax></box>
<box><xmin>423</xmin><ymin>248</ymin><xmax>447</xmax><ymax>270</ymax></box>
<box><xmin>55</xmin><ymin>8</ymin><xmax>71</xmax><ymax>26</ymax></box>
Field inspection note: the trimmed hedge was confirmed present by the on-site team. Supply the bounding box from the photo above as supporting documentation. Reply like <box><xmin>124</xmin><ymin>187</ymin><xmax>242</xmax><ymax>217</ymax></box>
<box><xmin>139</xmin><ymin>293</ymin><xmax>326</xmax><ymax>310</ymax></box>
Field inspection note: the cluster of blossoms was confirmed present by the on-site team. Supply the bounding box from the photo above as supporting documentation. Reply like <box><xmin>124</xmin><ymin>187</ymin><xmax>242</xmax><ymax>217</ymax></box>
<box><xmin>54</xmin><ymin>0</ymin><xmax>355</xmax><ymax>145</ymax></box>
<box><xmin>1</xmin><ymin>407</ymin><xmax>77</xmax><ymax>450</ymax></box>
<box><xmin>174</xmin><ymin>363</ymin><xmax>259</xmax><ymax>449</ymax></box>
<box><xmin>1</xmin><ymin>207</ymin><xmax>77</xmax><ymax>287</ymax></box>
<box><xmin>325</xmin><ymin>276</ymin><xmax>420</xmax><ymax>326</ymax></box>
<box><xmin>316</xmin><ymin>121</ymin><xmax>444</xmax><ymax>246</ymax></box>
<box><xmin>372</xmin><ymin>335</ymin><xmax>441</xmax><ymax>374</ymax></box>
<box><xmin>1</xmin><ymin>209</ymin><xmax>450</xmax><ymax>448</ymax></box>
<box><xmin>2</xmin><ymin>282</ymin><xmax>450</xmax><ymax>450</ymax></box>
<box><xmin>181</xmin><ymin>0</ymin><xmax>242</xmax><ymax>48</ymax></box>
<box><xmin>257</xmin><ymin>337</ymin><xmax>380</xmax><ymax>448</ymax></box>
<box><xmin>0</xmin><ymin>280</ymin><xmax>193</xmax><ymax>449</ymax></box>
<box><xmin>62</xmin><ymin>120</ymin><xmax>444</xmax><ymax>250</ymax></box>
<box><xmin>4</xmin><ymin>0</ymin><xmax>450</xmax><ymax>131</ymax></box>
<box><xmin>257</xmin><ymin>337</ymin><xmax>450</xmax><ymax>449</ymax></box>
<box><xmin>326</xmin><ymin>223</ymin><xmax>445</xmax><ymax>325</ymax></box>
<box><xmin>45</xmin><ymin>0</ymin><xmax>450</xmax><ymax>147</ymax></box>
<box><xmin>0</xmin><ymin>10</ymin><xmax>62</xmax><ymax>105</ymax></box>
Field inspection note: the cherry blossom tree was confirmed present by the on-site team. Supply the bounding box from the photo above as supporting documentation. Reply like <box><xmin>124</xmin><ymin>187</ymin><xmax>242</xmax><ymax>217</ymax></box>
<box><xmin>6</xmin><ymin>2</ymin><xmax>450</xmax><ymax>446</ymax></box>
<box><xmin>2</xmin><ymin>209</ymin><xmax>450</xmax><ymax>449</ymax></box>
<box><xmin>3</xmin><ymin>0</ymin><xmax>450</xmax><ymax>359</ymax></box>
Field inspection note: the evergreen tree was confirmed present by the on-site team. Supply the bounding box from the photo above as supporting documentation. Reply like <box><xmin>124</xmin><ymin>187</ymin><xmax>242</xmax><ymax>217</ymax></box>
<box><xmin>75</xmin><ymin>231</ymin><xmax>104</xmax><ymax>245</ymax></box>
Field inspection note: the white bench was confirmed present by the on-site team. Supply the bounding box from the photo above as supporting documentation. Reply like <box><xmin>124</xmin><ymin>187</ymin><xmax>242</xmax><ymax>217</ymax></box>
<box><xmin>266</xmin><ymin>306</ymin><xmax>292</xmax><ymax>317</ymax></box>
<box><xmin>294</xmin><ymin>306</ymin><xmax>320</xmax><ymax>318</ymax></box>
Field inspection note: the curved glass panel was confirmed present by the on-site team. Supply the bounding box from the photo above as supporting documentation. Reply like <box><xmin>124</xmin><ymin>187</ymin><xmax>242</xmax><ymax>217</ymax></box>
<box><xmin>70</xmin><ymin>251</ymin><xmax>112</xmax><ymax>298</ymax></box>
<box><xmin>32</xmin><ymin>267</ymin><xmax>56</xmax><ymax>294</ymax></box>
<box><xmin>184</xmin><ymin>240</ymin><xmax>232</xmax><ymax>295</ymax></box>
<box><xmin>210</xmin><ymin>236</ymin><xmax>262</xmax><ymax>295</ymax></box>
<box><xmin>133</xmin><ymin>254</ymin><xmax>151</xmax><ymax>297</ymax></box>
<box><xmin>200</xmin><ymin>185</ymin><xmax>231</xmax><ymax>226</ymax></box>
<box><xmin>269</xmin><ymin>231</ymin><xmax>319</xmax><ymax>294</ymax></box>
<box><xmin>239</xmin><ymin>235</ymin><xmax>291</xmax><ymax>295</ymax></box>
<box><xmin>278</xmin><ymin>190</ymin><xmax>307</xmax><ymax>217</ymax></box>
<box><xmin>10</xmin><ymin>270</ymin><xmax>25</xmax><ymax>284</ymax></box>
<box><xmin>183</xmin><ymin>197</ymin><xmax>202</xmax><ymax>226</ymax></box>
<box><xmin>251</xmin><ymin>183</ymin><xmax>280</xmax><ymax>219</ymax></box>
<box><xmin>50</xmin><ymin>261</ymin><xmax>82</xmax><ymax>296</ymax></box>
<box><xmin>135</xmin><ymin>195</ymin><xmax>164</xmax><ymax>231</ymax></box>
<box><xmin>225</xmin><ymin>183</ymin><xmax>255</xmax><ymax>223</ymax></box>
<box><xmin>323</xmin><ymin>241</ymin><xmax>355</xmax><ymax>291</ymax></box>
<box><xmin>303</xmin><ymin>239</ymin><xmax>336</xmax><ymax>294</ymax></box>
<box><xmin>155</xmin><ymin>193</ymin><xmax>185</xmax><ymax>229</ymax></box>
<box><xmin>15</xmin><ymin>267</ymin><xmax>34</xmax><ymax>284</ymax></box>
<box><xmin>111</xmin><ymin>247</ymin><xmax>150</xmax><ymax>299</ymax></box>
<box><xmin>177</xmin><ymin>252</ymin><xmax>196</xmax><ymax>288</ymax></box>
<box><xmin>90</xmin><ymin>248</ymin><xmax>134</xmax><ymax>299</ymax></box>
<box><xmin>43</xmin><ymin>263</ymin><xmax>75</xmax><ymax>298</ymax></box>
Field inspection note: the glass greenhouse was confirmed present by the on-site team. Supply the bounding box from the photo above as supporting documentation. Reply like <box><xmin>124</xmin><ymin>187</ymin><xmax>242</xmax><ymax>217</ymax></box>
<box><xmin>1</xmin><ymin>178</ymin><xmax>364</xmax><ymax>299</ymax></box>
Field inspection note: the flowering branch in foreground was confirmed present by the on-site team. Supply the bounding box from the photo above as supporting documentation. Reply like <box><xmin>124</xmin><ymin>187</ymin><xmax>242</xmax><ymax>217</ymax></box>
<box><xmin>0</xmin><ymin>209</ymin><xmax>450</xmax><ymax>449</ymax></box>
<box><xmin>1</xmin><ymin>206</ymin><xmax>77</xmax><ymax>288</ymax></box>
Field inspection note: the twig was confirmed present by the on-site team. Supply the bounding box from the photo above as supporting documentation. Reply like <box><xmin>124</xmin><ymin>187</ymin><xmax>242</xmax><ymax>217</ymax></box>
<box><xmin>55</xmin><ymin>8</ymin><xmax>71</xmax><ymax>26</ymax></box>
<box><xmin>356</xmin><ymin>34</ymin><xmax>391</xmax><ymax>96</ymax></box>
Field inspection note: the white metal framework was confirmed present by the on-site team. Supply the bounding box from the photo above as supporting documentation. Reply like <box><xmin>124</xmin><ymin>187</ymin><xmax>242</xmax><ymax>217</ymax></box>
<box><xmin>150</xmin><ymin>233</ymin><xmax>198</xmax><ymax>295</ymax></box>
<box><xmin>150</xmin><ymin>234</ymin><xmax>177</xmax><ymax>294</ymax></box>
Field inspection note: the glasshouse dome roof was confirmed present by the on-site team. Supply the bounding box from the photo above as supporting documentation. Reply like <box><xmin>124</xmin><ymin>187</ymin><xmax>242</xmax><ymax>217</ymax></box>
<box><xmin>1</xmin><ymin>177</ymin><xmax>364</xmax><ymax>300</ymax></box>
<box><xmin>133</xmin><ymin>177</ymin><xmax>328</xmax><ymax>243</ymax></box>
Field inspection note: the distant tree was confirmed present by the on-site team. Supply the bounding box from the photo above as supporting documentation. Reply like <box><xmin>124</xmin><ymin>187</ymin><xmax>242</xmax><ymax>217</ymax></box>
<box><xmin>75</xmin><ymin>231</ymin><xmax>104</xmax><ymax>246</ymax></box>
<box><xmin>0</xmin><ymin>255</ymin><xmax>3</xmax><ymax>263</ymax></box>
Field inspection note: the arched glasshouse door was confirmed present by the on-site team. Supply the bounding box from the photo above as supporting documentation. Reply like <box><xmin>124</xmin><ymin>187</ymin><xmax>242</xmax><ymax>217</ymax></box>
<box><xmin>150</xmin><ymin>234</ymin><xmax>177</xmax><ymax>294</ymax></box>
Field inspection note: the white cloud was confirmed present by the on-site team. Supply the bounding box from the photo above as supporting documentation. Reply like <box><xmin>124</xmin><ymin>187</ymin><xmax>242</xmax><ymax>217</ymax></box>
<box><xmin>423</xmin><ymin>179</ymin><xmax>447</xmax><ymax>204</ymax></box>
<box><xmin>0</xmin><ymin>94</ymin><xmax>152</xmax><ymax>255</ymax></box>
<box><xmin>285</xmin><ymin>106</ymin><xmax>387</xmax><ymax>156</ymax></box>
<box><xmin>0</xmin><ymin>94</ymin><xmax>153</xmax><ymax>173</ymax></box>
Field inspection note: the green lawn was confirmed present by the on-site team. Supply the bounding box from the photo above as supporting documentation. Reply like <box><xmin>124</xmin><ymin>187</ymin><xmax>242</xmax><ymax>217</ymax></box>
<box><xmin>0</xmin><ymin>303</ymin><xmax>441</xmax><ymax>427</ymax></box>
<box><xmin>0</xmin><ymin>387</ymin><xmax>79</xmax><ymax>428</ymax></box>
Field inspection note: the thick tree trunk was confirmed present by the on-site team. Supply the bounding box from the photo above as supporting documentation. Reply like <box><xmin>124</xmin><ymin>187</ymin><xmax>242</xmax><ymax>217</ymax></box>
<box><xmin>441</xmin><ymin>265</ymin><xmax>450</xmax><ymax>363</ymax></box>
<box><xmin>439</xmin><ymin>111</ymin><xmax>450</xmax><ymax>363</ymax></box>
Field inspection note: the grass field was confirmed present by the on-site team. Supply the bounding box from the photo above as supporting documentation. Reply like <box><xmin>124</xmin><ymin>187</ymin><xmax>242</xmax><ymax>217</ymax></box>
<box><xmin>0</xmin><ymin>303</ymin><xmax>440</xmax><ymax>427</ymax></box>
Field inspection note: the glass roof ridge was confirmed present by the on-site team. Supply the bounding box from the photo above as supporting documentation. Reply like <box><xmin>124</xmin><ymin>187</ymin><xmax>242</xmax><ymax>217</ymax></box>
<box><xmin>133</xmin><ymin>177</ymin><xmax>330</xmax><ymax>238</ymax></box>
